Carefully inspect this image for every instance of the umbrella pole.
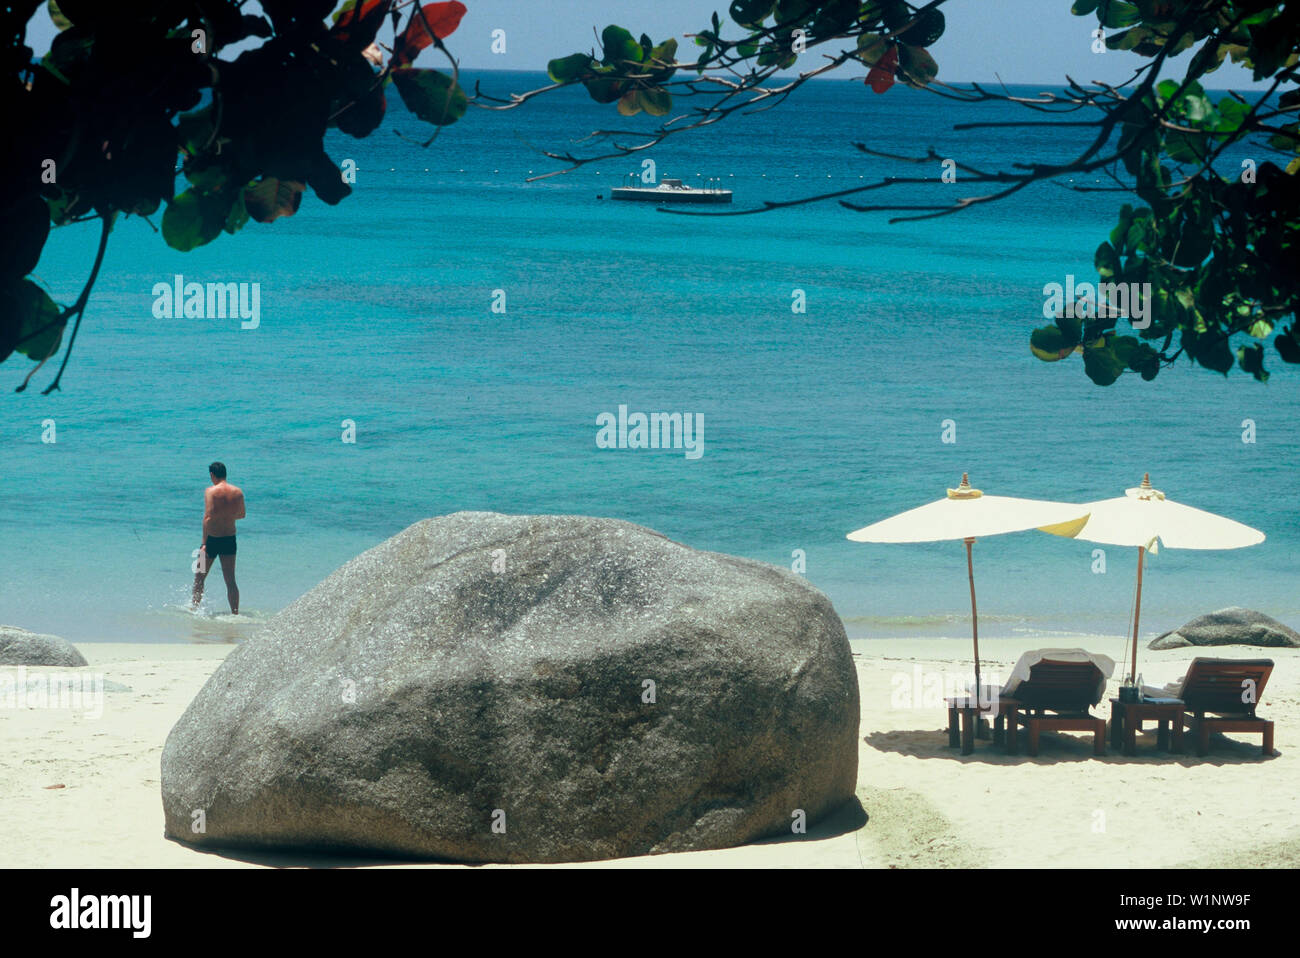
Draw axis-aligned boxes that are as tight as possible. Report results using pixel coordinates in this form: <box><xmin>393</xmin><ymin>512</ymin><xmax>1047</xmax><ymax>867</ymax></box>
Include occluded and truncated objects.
<box><xmin>965</xmin><ymin>537</ymin><xmax>980</xmax><ymax>704</ymax></box>
<box><xmin>1132</xmin><ymin>545</ymin><xmax>1145</xmax><ymax>684</ymax></box>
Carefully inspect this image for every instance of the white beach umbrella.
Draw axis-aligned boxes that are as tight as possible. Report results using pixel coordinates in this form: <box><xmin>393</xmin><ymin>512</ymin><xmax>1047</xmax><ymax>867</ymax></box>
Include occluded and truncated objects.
<box><xmin>847</xmin><ymin>473</ymin><xmax>1091</xmax><ymax>697</ymax></box>
<box><xmin>1038</xmin><ymin>473</ymin><xmax>1265</xmax><ymax>683</ymax></box>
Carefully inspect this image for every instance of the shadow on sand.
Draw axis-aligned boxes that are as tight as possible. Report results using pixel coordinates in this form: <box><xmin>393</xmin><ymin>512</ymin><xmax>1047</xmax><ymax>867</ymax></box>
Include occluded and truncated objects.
<box><xmin>164</xmin><ymin>797</ymin><xmax>870</xmax><ymax>868</ymax></box>
<box><xmin>865</xmin><ymin>725</ymin><xmax>1279</xmax><ymax>765</ymax></box>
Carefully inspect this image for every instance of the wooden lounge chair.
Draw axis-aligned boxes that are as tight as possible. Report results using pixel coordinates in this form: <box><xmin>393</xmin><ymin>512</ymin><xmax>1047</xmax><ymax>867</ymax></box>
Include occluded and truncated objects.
<box><xmin>1010</xmin><ymin>659</ymin><xmax>1108</xmax><ymax>756</ymax></box>
<box><xmin>1176</xmin><ymin>658</ymin><xmax>1275</xmax><ymax>757</ymax></box>
<box><xmin>946</xmin><ymin>687</ymin><xmax>1021</xmax><ymax>756</ymax></box>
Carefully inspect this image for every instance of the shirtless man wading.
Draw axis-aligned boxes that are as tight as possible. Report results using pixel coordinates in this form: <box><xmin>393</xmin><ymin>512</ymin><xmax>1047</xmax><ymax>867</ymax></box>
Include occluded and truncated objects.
<box><xmin>191</xmin><ymin>461</ymin><xmax>246</xmax><ymax>614</ymax></box>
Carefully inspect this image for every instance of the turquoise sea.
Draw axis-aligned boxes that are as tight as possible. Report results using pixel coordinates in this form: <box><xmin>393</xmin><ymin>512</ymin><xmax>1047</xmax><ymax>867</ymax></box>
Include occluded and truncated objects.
<box><xmin>4</xmin><ymin>72</ymin><xmax>1298</xmax><ymax>644</ymax></box>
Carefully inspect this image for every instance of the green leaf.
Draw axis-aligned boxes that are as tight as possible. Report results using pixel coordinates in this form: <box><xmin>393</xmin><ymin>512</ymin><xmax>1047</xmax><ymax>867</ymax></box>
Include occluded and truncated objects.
<box><xmin>857</xmin><ymin>34</ymin><xmax>889</xmax><ymax>63</ymax></box>
<box><xmin>1248</xmin><ymin>10</ymin><xmax>1298</xmax><ymax>81</ymax></box>
<box><xmin>646</xmin><ymin>36</ymin><xmax>679</xmax><ymax>81</ymax></box>
<box><xmin>1276</xmin><ymin>325</ymin><xmax>1300</xmax><ymax>364</ymax></box>
<box><xmin>1083</xmin><ymin>342</ymin><xmax>1125</xmax><ymax>385</ymax></box>
<box><xmin>601</xmin><ymin>25</ymin><xmax>643</xmax><ymax>66</ymax></box>
<box><xmin>1123</xmin><ymin>339</ymin><xmax>1158</xmax><ymax>373</ymax></box>
<box><xmin>1107</xmin><ymin>26</ymin><xmax>1150</xmax><ymax>51</ymax></box>
<box><xmin>1110</xmin><ymin>204</ymin><xmax>1134</xmax><ymax>252</ymax></box>
<box><xmin>1237</xmin><ymin>343</ymin><xmax>1269</xmax><ymax>382</ymax></box>
<box><xmin>392</xmin><ymin>68</ymin><xmax>467</xmax><ymax>126</ymax></box>
<box><xmin>879</xmin><ymin>0</ymin><xmax>911</xmax><ymax>29</ymax></box>
<box><xmin>897</xmin><ymin>44</ymin><xmax>937</xmax><ymax>87</ymax></box>
<box><xmin>45</xmin><ymin>190</ymin><xmax>77</xmax><ymax>227</ymax></box>
<box><xmin>1109</xmin><ymin>334</ymin><xmax>1141</xmax><ymax>366</ymax></box>
<box><xmin>547</xmin><ymin>53</ymin><xmax>591</xmax><ymax>83</ymax></box>
<box><xmin>41</xmin><ymin>27</ymin><xmax>93</xmax><ymax>85</ymax></box>
<box><xmin>185</xmin><ymin>163</ymin><xmax>229</xmax><ymax>194</ymax></box>
<box><xmin>48</xmin><ymin>0</ymin><xmax>72</xmax><ymax>30</ymax></box>
<box><xmin>729</xmin><ymin>0</ymin><xmax>773</xmax><ymax>29</ymax></box>
<box><xmin>3</xmin><ymin>279</ymin><xmax>64</xmax><ymax>362</ymax></box>
<box><xmin>1031</xmin><ymin>325</ymin><xmax>1072</xmax><ymax>361</ymax></box>
<box><xmin>1268</xmin><ymin>127</ymin><xmax>1299</xmax><ymax>154</ymax></box>
<box><xmin>649</xmin><ymin>37</ymin><xmax>678</xmax><ymax>65</ymax></box>
<box><xmin>1124</xmin><ymin>208</ymin><xmax>1153</xmax><ymax>254</ymax></box>
<box><xmin>904</xmin><ymin>9</ymin><xmax>944</xmax><ymax>47</ymax></box>
<box><xmin>224</xmin><ymin>184</ymin><xmax>251</xmax><ymax>234</ymax></box>
<box><xmin>757</xmin><ymin>43</ymin><xmax>798</xmax><ymax>69</ymax></box>
<box><xmin>1166</xmin><ymin>202</ymin><xmax>1214</xmax><ymax>267</ymax></box>
<box><xmin>694</xmin><ymin>33</ymin><xmax>715</xmax><ymax>71</ymax></box>
<box><xmin>1185</xmin><ymin>95</ymin><xmax>1212</xmax><ymax>125</ymax></box>
<box><xmin>1095</xmin><ymin>241</ymin><xmax>1120</xmax><ymax>278</ymax></box>
<box><xmin>1224</xmin><ymin>43</ymin><xmax>1251</xmax><ymax>65</ymax></box>
<box><xmin>773</xmin><ymin>0</ymin><xmax>814</xmax><ymax>25</ymax></box>
<box><xmin>1118</xmin><ymin>112</ymin><xmax>1159</xmax><ymax>176</ymax></box>
<box><xmin>583</xmin><ymin>72</ymin><xmax>627</xmax><ymax>104</ymax></box>
<box><xmin>1187</xmin><ymin>39</ymin><xmax>1228</xmax><ymax>78</ymax></box>
<box><xmin>1057</xmin><ymin>312</ymin><xmax>1083</xmax><ymax>347</ymax></box>
<box><xmin>2</xmin><ymin>194</ymin><xmax>50</xmax><ymax>279</ymax></box>
<box><xmin>1099</xmin><ymin>1</ymin><xmax>1140</xmax><ymax>29</ymax></box>
<box><xmin>176</xmin><ymin>107</ymin><xmax>216</xmax><ymax>156</ymax></box>
<box><xmin>638</xmin><ymin>87</ymin><xmax>672</xmax><ymax>116</ymax></box>
<box><xmin>1071</xmin><ymin>0</ymin><xmax>1100</xmax><ymax>14</ymax></box>
<box><xmin>1215</xmin><ymin>96</ymin><xmax>1249</xmax><ymax>134</ymax></box>
<box><xmin>616</xmin><ymin>90</ymin><xmax>641</xmax><ymax>116</ymax></box>
<box><xmin>1193</xmin><ymin>334</ymin><xmax>1234</xmax><ymax>374</ymax></box>
<box><xmin>162</xmin><ymin>187</ymin><xmax>231</xmax><ymax>251</ymax></box>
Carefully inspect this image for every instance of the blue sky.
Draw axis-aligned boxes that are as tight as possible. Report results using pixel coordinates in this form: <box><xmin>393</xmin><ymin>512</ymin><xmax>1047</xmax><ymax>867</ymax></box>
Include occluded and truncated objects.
<box><xmin>24</xmin><ymin>1</ymin><xmax>1268</xmax><ymax>88</ymax></box>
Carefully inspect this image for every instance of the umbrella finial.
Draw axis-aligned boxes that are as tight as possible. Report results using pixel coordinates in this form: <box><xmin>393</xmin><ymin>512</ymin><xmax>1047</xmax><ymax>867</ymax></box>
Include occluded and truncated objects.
<box><xmin>1132</xmin><ymin>473</ymin><xmax>1164</xmax><ymax>501</ymax></box>
<box><xmin>947</xmin><ymin>474</ymin><xmax>982</xmax><ymax>499</ymax></box>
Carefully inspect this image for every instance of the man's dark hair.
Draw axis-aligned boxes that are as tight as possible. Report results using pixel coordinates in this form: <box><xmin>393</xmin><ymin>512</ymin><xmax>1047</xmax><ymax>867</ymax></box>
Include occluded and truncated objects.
<box><xmin>209</xmin><ymin>461</ymin><xmax>227</xmax><ymax>480</ymax></box>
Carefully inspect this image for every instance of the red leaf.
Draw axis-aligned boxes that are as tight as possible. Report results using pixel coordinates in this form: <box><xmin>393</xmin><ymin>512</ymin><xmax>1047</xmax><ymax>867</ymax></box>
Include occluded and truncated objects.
<box><xmin>865</xmin><ymin>46</ymin><xmax>897</xmax><ymax>94</ymax></box>
<box><xmin>393</xmin><ymin>2</ymin><xmax>467</xmax><ymax>66</ymax></box>
<box><xmin>332</xmin><ymin>0</ymin><xmax>391</xmax><ymax>47</ymax></box>
<box><xmin>244</xmin><ymin>177</ymin><xmax>305</xmax><ymax>223</ymax></box>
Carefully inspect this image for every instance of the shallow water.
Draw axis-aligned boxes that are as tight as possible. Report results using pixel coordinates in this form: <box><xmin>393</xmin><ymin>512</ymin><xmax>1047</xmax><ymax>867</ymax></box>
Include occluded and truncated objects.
<box><xmin>5</xmin><ymin>73</ymin><xmax>1297</xmax><ymax>643</ymax></box>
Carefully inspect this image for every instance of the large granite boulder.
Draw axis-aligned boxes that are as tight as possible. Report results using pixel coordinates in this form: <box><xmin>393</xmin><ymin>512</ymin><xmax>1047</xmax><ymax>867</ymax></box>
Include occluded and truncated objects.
<box><xmin>0</xmin><ymin>626</ymin><xmax>88</xmax><ymax>667</ymax></box>
<box><xmin>161</xmin><ymin>512</ymin><xmax>859</xmax><ymax>863</ymax></box>
<box><xmin>1150</xmin><ymin>607</ymin><xmax>1300</xmax><ymax>650</ymax></box>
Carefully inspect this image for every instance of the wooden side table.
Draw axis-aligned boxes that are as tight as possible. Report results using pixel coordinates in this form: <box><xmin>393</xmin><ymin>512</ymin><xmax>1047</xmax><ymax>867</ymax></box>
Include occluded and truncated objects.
<box><xmin>1109</xmin><ymin>697</ymin><xmax>1185</xmax><ymax>756</ymax></box>
<box><xmin>946</xmin><ymin>692</ymin><xmax>1020</xmax><ymax>756</ymax></box>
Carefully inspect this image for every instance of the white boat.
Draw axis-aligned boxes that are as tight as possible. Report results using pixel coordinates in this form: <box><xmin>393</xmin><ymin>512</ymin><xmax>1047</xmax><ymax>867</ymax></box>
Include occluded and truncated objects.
<box><xmin>610</xmin><ymin>176</ymin><xmax>732</xmax><ymax>204</ymax></box>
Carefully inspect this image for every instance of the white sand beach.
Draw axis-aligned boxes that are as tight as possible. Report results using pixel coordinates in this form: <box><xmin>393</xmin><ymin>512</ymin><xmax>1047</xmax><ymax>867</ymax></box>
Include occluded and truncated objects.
<box><xmin>3</xmin><ymin>636</ymin><xmax>1298</xmax><ymax>869</ymax></box>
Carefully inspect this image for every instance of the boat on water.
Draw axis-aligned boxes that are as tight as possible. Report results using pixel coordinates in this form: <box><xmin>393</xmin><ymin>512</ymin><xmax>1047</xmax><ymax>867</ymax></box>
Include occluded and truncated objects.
<box><xmin>610</xmin><ymin>176</ymin><xmax>732</xmax><ymax>204</ymax></box>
